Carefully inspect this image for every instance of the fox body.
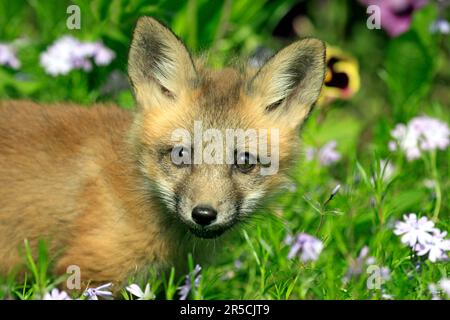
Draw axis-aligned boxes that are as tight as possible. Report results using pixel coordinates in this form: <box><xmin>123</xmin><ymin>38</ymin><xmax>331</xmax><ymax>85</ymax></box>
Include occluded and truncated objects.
<box><xmin>0</xmin><ymin>18</ymin><xmax>326</xmax><ymax>290</ymax></box>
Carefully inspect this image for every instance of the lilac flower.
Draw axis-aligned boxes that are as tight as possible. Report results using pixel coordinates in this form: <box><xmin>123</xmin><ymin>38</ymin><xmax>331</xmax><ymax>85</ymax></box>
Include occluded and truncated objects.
<box><xmin>380</xmin><ymin>267</ymin><xmax>391</xmax><ymax>282</ymax></box>
<box><xmin>178</xmin><ymin>264</ymin><xmax>202</xmax><ymax>300</ymax></box>
<box><xmin>234</xmin><ymin>259</ymin><xmax>243</xmax><ymax>269</ymax></box>
<box><xmin>305</xmin><ymin>147</ymin><xmax>315</xmax><ymax>162</ymax></box>
<box><xmin>342</xmin><ymin>246</ymin><xmax>375</xmax><ymax>283</ymax></box>
<box><xmin>0</xmin><ymin>43</ymin><xmax>20</xmax><ymax>69</ymax></box>
<box><xmin>286</xmin><ymin>233</ymin><xmax>323</xmax><ymax>263</ymax></box>
<box><xmin>126</xmin><ymin>283</ymin><xmax>155</xmax><ymax>300</ymax></box>
<box><xmin>389</xmin><ymin>116</ymin><xmax>450</xmax><ymax>161</ymax></box>
<box><xmin>43</xmin><ymin>288</ymin><xmax>72</xmax><ymax>300</ymax></box>
<box><xmin>343</xmin><ymin>246</ymin><xmax>390</xmax><ymax>288</ymax></box>
<box><xmin>360</xmin><ymin>0</ymin><xmax>428</xmax><ymax>37</ymax></box>
<box><xmin>430</xmin><ymin>18</ymin><xmax>450</xmax><ymax>34</ymax></box>
<box><xmin>305</xmin><ymin>140</ymin><xmax>341</xmax><ymax>166</ymax></box>
<box><xmin>394</xmin><ymin>214</ymin><xmax>450</xmax><ymax>262</ymax></box>
<box><xmin>83</xmin><ymin>283</ymin><xmax>113</xmax><ymax>300</ymax></box>
<box><xmin>318</xmin><ymin>141</ymin><xmax>341</xmax><ymax>166</ymax></box>
<box><xmin>394</xmin><ymin>213</ymin><xmax>435</xmax><ymax>247</ymax></box>
<box><xmin>415</xmin><ymin>229</ymin><xmax>450</xmax><ymax>262</ymax></box>
<box><xmin>40</xmin><ymin>36</ymin><xmax>115</xmax><ymax>76</ymax></box>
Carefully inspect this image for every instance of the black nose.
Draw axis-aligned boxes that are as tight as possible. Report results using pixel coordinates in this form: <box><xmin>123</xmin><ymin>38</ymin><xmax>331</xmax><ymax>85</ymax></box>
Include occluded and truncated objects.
<box><xmin>192</xmin><ymin>206</ymin><xmax>217</xmax><ymax>226</ymax></box>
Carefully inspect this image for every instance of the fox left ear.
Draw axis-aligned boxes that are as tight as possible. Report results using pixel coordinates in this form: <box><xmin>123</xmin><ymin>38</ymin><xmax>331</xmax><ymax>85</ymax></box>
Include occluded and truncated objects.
<box><xmin>128</xmin><ymin>17</ymin><xmax>197</xmax><ymax>108</ymax></box>
<box><xmin>248</xmin><ymin>38</ymin><xmax>326</xmax><ymax>129</ymax></box>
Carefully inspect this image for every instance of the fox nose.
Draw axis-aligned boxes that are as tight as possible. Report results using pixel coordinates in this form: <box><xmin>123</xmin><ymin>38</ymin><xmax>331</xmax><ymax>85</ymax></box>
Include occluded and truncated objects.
<box><xmin>192</xmin><ymin>206</ymin><xmax>217</xmax><ymax>226</ymax></box>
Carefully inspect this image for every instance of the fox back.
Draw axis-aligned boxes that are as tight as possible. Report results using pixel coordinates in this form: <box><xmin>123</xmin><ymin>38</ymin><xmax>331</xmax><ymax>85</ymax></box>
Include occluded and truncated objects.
<box><xmin>0</xmin><ymin>17</ymin><xmax>326</xmax><ymax>289</ymax></box>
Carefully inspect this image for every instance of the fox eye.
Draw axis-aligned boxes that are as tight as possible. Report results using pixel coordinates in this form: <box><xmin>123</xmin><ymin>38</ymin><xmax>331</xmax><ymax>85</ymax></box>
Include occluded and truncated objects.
<box><xmin>234</xmin><ymin>152</ymin><xmax>257</xmax><ymax>173</ymax></box>
<box><xmin>170</xmin><ymin>146</ymin><xmax>191</xmax><ymax>166</ymax></box>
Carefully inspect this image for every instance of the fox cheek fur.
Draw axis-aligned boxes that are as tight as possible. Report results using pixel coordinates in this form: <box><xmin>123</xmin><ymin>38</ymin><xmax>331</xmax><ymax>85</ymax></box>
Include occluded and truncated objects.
<box><xmin>0</xmin><ymin>17</ymin><xmax>326</xmax><ymax>289</ymax></box>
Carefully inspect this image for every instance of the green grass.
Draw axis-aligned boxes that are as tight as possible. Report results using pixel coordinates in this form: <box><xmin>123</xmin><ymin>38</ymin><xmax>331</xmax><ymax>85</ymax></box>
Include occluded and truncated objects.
<box><xmin>0</xmin><ymin>0</ymin><xmax>449</xmax><ymax>300</ymax></box>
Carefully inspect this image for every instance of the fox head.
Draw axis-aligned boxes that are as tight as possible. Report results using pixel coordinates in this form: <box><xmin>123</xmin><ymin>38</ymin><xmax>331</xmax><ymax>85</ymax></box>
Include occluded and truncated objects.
<box><xmin>127</xmin><ymin>17</ymin><xmax>326</xmax><ymax>239</ymax></box>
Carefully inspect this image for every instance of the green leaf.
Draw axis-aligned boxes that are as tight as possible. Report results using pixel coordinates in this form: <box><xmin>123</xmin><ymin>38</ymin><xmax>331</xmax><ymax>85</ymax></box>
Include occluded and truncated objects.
<box><xmin>384</xmin><ymin>30</ymin><xmax>435</xmax><ymax>120</ymax></box>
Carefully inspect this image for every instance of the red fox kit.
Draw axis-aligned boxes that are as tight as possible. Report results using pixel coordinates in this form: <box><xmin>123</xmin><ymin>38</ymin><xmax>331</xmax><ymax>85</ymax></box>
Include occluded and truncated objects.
<box><xmin>0</xmin><ymin>17</ymin><xmax>325</xmax><ymax>290</ymax></box>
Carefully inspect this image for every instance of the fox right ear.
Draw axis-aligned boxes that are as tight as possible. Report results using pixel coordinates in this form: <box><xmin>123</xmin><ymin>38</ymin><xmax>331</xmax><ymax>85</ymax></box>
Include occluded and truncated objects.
<box><xmin>247</xmin><ymin>38</ymin><xmax>326</xmax><ymax>129</ymax></box>
<box><xmin>128</xmin><ymin>17</ymin><xmax>197</xmax><ymax>107</ymax></box>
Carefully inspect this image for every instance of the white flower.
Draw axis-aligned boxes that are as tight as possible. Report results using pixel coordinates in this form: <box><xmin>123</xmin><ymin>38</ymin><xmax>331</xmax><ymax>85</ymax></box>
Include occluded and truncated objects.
<box><xmin>394</xmin><ymin>213</ymin><xmax>435</xmax><ymax>247</ymax></box>
<box><xmin>429</xmin><ymin>278</ymin><xmax>450</xmax><ymax>300</ymax></box>
<box><xmin>439</xmin><ymin>278</ymin><xmax>450</xmax><ymax>297</ymax></box>
<box><xmin>381</xmin><ymin>293</ymin><xmax>393</xmax><ymax>300</ymax></box>
<box><xmin>40</xmin><ymin>36</ymin><xmax>115</xmax><ymax>76</ymax></box>
<box><xmin>423</xmin><ymin>179</ymin><xmax>435</xmax><ymax>189</ymax></box>
<box><xmin>126</xmin><ymin>283</ymin><xmax>155</xmax><ymax>300</ymax></box>
<box><xmin>415</xmin><ymin>230</ymin><xmax>450</xmax><ymax>263</ymax></box>
<box><xmin>389</xmin><ymin>116</ymin><xmax>450</xmax><ymax>161</ymax></box>
<box><xmin>83</xmin><ymin>283</ymin><xmax>113</xmax><ymax>300</ymax></box>
<box><xmin>0</xmin><ymin>43</ymin><xmax>20</xmax><ymax>69</ymax></box>
<box><xmin>43</xmin><ymin>288</ymin><xmax>71</xmax><ymax>300</ymax></box>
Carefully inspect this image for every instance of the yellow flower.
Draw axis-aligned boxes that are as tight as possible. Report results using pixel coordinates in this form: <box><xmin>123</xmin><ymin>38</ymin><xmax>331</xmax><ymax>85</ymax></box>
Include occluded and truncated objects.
<box><xmin>318</xmin><ymin>46</ymin><xmax>360</xmax><ymax>106</ymax></box>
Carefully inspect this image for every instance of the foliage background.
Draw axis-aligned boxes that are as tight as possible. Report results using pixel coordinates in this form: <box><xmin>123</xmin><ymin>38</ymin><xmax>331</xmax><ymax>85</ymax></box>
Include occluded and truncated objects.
<box><xmin>0</xmin><ymin>0</ymin><xmax>448</xmax><ymax>299</ymax></box>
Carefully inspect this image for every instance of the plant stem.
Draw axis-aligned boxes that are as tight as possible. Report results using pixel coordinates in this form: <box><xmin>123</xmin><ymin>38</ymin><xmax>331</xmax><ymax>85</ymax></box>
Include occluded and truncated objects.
<box><xmin>431</xmin><ymin>150</ymin><xmax>441</xmax><ymax>221</ymax></box>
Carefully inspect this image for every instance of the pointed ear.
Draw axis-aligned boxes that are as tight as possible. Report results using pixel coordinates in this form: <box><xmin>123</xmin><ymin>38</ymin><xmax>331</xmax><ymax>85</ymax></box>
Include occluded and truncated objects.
<box><xmin>128</xmin><ymin>17</ymin><xmax>197</xmax><ymax>107</ymax></box>
<box><xmin>247</xmin><ymin>38</ymin><xmax>326</xmax><ymax>129</ymax></box>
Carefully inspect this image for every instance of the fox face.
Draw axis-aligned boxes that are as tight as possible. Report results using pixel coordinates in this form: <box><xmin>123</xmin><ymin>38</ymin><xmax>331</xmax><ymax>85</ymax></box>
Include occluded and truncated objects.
<box><xmin>127</xmin><ymin>18</ymin><xmax>326</xmax><ymax>239</ymax></box>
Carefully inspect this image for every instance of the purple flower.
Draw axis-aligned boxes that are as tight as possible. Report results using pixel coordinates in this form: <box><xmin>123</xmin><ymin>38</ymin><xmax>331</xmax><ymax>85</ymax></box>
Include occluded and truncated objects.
<box><xmin>430</xmin><ymin>18</ymin><xmax>450</xmax><ymax>34</ymax></box>
<box><xmin>40</xmin><ymin>36</ymin><xmax>115</xmax><ymax>76</ymax></box>
<box><xmin>126</xmin><ymin>283</ymin><xmax>155</xmax><ymax>300</ymax></box>
<box><xmin>343</xmin><ymin>246</ymin><xmax>376</xmax><ymax>283</ymax></box>
<box><xmin>305</xmin><ymin>147</ymin><xmax>315</xmax><ymax>162</ymax></box>
<box><xmin>389</xmin><ymin>116</ymin><xmax>449</xmax><ymax>161</ymax></box>
<box><xmin>380</xmin><ymin>267</ymin><xmax>391</xmax><ymax>281</ymax></box>
<box><xmin>286</xmin><ymin>233</ymin><xmax>323</xmax><ymax>262</ymax></box>
<box><xmin>178</xmin><ymin>264</ymin><xmax>202</xmax><ymax>300</ymax></box>
<box><xmin>83</xmin><ymin>283</ymin><xmax>113</xmax><ymax>300</ymax></box>
<box><xmin>394</xmin><ymin>214</ymin><xmax>450</xmax><ymax>262</ymax></box>
<box><xmin>0</xmin><ymin>43</ymin><xmax>20</xmax><ymax>69</ymax></box>
<box><xmin>394</xmin><ymin>213</ymin><xmax>435</xmax><ymax>247</ymax></box>
<box><xmin>360</xmin><ymin>0</ymin><xmax>428</xmax><ymax>37</ymax></box>
<box><xmin>43</xmin><ymin>288</ymin><xmax>71</xmax><ymax>300</ymax></box>
<box><xmin>305</xmin><ymin>140</ymin><xmax>341</xmax><ymax>166</ymax></box>
<box><xmin>318</xmin><ymin>141</ymin><xmax>341</xmax><ymax>166</ymax></box>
